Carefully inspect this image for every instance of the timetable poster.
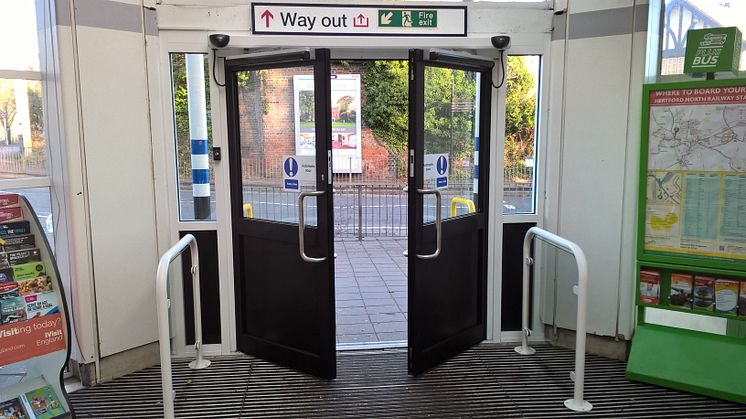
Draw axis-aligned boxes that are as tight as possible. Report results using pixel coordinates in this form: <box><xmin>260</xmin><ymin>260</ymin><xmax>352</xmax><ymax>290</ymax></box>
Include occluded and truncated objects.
<box><xmin>644</xmin><ymin>85</ymin><xmax>746</xmax><ymax>260</ymax></box>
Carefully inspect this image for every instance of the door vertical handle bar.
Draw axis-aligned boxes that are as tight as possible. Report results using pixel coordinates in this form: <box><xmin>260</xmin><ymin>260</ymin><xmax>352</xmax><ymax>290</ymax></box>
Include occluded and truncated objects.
<box><xmin>416</xmin><ymin>188</ymin><xmax>441</xmax><ymax>259</ymax></box>
<box><xmin>298</xmin><ymin>190</ymin><xmax>327</xmax><ymax>263</ymax></box>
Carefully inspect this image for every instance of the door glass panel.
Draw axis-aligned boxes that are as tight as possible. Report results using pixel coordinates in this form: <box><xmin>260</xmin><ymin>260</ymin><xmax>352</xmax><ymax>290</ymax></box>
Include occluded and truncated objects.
<box><xmin>423</xmin><ymin>66</ymin><xmax>479</xmax><ymax>223</ymax></box>
<box><xmin>236</xmin><ymin>66</ymin><xmax>317</xmax><ymax>225</ymax></box>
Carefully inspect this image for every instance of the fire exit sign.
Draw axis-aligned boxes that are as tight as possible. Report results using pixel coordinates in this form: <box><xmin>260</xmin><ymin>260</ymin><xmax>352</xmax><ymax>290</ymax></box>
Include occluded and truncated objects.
<box><xmin>378</xmin><ymin>9</ymin><xmax>437</xmax><ymax>28</ymax></box>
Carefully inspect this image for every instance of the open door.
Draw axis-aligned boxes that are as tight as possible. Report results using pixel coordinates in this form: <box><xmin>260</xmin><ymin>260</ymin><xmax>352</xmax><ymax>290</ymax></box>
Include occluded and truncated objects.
<box><xmin>225</xmin><ymin>49</ymin><xmax>336</xmax><ymax>378</ymax></box>
<box><xmin>408</xmin><ymin>49</ymin><xmax>493</xmax><ymax>374</ymax></box>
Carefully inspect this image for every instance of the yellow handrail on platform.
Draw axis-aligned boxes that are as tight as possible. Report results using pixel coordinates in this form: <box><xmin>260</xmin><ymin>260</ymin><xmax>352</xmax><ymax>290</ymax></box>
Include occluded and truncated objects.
<box><xmin>449</xmin><ymin>197</ymin><xmax>475</xmax><ymax>217</ymax></box>
<box><xmin>243</xmin><ymin>203</ymin><xmax>254</xmax><ymax>218</ymax></box>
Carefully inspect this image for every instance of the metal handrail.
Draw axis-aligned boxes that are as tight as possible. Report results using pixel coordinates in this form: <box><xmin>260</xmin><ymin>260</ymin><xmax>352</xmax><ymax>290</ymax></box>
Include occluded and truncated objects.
<box><xmin>298</xmin><ymin>190</ymin><xmax>327</xmax><ymax>262</ymax></box>
<box><xmin>415</xmin><ymin>188</ymin><xmax>442</xmax><ymax>259</ymax></box>
<box><xmin>514</xmin><ymin>227</ymin><xmax>593</xmax><ymax>412</ymax></box>
<box><xmin>156</xmin><ymin>234</ymin><xmax>211</xmax><ymax>419</ymax></box>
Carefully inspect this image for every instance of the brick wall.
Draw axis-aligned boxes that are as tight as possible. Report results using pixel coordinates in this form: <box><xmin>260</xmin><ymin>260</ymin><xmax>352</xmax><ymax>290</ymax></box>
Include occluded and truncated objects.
<box><xmin>236</xmin><ymin>62</ymin><xmax>401</xmax><ymax>183</ymax></box>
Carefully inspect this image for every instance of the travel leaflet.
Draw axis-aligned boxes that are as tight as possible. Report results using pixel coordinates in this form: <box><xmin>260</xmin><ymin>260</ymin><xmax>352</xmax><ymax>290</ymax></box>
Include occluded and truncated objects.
<box><xmin>21</xmin><ymin>386</ymin><xmax>66</xmax><ymax>419</ymax></box>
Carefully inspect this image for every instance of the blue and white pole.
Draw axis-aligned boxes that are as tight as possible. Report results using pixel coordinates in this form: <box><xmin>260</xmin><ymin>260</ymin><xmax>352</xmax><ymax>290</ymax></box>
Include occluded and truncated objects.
<box><xmin>186</xmin><ymin>54</ymin><xmax>211</xmax><ymax>219</ymax></box>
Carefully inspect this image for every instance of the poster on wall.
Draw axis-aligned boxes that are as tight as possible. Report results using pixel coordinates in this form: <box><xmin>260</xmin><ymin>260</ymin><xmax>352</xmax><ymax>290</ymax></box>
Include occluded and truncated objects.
<box><xmin>293</xmin><ymin>74</ymin><xmax>363</xmax><ymax>173</ymax></box>
<box><xmin>643</xmin><ymin>84</ymin><xmax>746</xmax><ymax>260</ymax></box>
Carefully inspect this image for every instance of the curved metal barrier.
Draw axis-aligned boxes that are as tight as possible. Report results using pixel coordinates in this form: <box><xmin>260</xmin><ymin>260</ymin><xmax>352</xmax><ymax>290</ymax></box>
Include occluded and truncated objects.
<box><xmin>243</xmin><ymin>203</ymin><xmax>254</xmax><ymax>218</ymax></box>
<box><xmin>449</xmin><ymin>197</ymin><xmax>475</xmax><ymax>217</ymax></box>
<box><xmin>514</xmin><ymin>227</ymin><xmax>592</xmax><ymax>412</ymax></box>
<box><xmin>156</xmin><ymin>234</ymin><xmax>211</xmax><ymax>419</ymax></box>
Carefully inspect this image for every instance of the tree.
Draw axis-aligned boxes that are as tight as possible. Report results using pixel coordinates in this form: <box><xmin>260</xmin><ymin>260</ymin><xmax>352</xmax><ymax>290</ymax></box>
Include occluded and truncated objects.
<box><xmin>0</xmin><ymin>80</ymin><xmax>17</xmax><ymax>144</ymax></box>
<box><xmin>361</xmin><ymin>61</ymin><xmax>409</xmax><ymax>155</ymax></box>
<box><xmin>504</xmin><ymin>56</ymin><xmax>537</xmax><ymax>176</ymax></box>
<box><xmin>170</xmin><ymin>54</ymin><xmax>213</xmax><ymax>178</ymax></box>
<box><xmin>336</xmin><ymin>95</ymin><xmax>355</xmax><ymax>123</ymax></box>
<box><xmin>299</xmin><ymin>90</ymin><xmax>314</xmax><ymax>123</ymax></box>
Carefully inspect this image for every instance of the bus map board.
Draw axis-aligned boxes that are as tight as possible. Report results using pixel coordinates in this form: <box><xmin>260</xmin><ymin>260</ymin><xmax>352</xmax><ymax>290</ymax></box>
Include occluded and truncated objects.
<box><xmin>629</xmin><ymin>79</ymin><xmax>746</xmax><ymax>405</ymax></box>
<box><xmin>641</xmin><ymin>80</ymin><xmax>746</xmax><ymax>266</ymax></box>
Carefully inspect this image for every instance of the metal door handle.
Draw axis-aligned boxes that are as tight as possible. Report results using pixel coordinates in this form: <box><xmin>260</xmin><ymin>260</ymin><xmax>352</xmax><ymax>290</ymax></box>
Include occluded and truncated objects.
<box><xmin>298</xmin><ymin>190</ymin><xmax>327</xmax><ymax>263</ymax></box>
<box><xmin>416</xmin><ymin>188</ymin><xmax>442</xmax><ymax>260</ymax></box>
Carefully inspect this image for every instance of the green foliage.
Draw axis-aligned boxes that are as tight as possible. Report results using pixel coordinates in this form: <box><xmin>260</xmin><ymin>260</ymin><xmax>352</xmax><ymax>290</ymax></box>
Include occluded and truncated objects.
<box><xmin>362</xmin><ymin>58</ymin><xmax>536</xmax><ymax>178</ymax></box>
<box><xmin>361</xmin><ymin>61</ymin><xmax>409</xmax><ymax>154</ymax></box>
<box><xmin>0</xmin><ymin>80</ymin><xmax>17</xmax><ymax>141</ymax></box>
<box><xmin>423</xmin><ymin>67</ymin><xmax>476</xmax><ymax>168</ymax></box>
<box><xmin>336</xmin><ymin>95</ymin><xmax>356</xmax><ymax>123</ymax></box>
<box><xmin>171</xmin><ymin>54</ymin><xmax>213</xmax><ymax>178</ymax></box>
<box><xmin>28</xmin><ymin>83</ymin><xmax>43</xmax><ymax>134</ymax></box>
<box><xmin>299</xmin><ymin>90</ymin><xmax>314</xmax><ymax>123</ymax></box>
<box><xmin>504</xmin><ymin>56</ymin><xmax>537</xmax><ymax>175</ymax></box>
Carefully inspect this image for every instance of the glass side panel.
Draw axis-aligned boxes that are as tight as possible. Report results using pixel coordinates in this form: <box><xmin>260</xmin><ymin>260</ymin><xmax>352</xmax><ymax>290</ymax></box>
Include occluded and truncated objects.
<box><xmin>0</xmin><ymin>1</ymin><xmax>40</xmax><ymax>72</ymax></box>
<box><xmin>170</xmin><ymin>53</ymin><xmax>216</xmax><ymax>221</ymax></box>
<box><xmin>422</xmin><ymin>66</ymin><xmax>479</xmax><ymax>223</ymax></box>
<box><xmin>0</xmin><ymin>79</ymin><xmax>47</xmax><ymax>179</ymax></box>
<box><xmin>503</xmin><ymin>55</ymin><xmax>540</xmax><ymax>215</ymax></box>
<box><xmin>236</xmin><ymin>66</ymin><xmax>317</xmax><ymax>225</ymax></box>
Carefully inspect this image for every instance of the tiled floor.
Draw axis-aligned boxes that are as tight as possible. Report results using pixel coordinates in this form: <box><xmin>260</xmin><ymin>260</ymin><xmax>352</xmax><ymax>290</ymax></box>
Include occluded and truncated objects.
<box><xmin>334</xmin><ymin>237</ymin><xmax>408</xmax><ymax>345</ymax></box>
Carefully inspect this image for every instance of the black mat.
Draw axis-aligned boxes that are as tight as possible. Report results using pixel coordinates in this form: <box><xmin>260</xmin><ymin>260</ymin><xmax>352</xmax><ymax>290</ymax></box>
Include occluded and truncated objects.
<box><xmin>68</xmin><ymin>344</ymin><xmax>746</xmax><ymax>418</ymax></box>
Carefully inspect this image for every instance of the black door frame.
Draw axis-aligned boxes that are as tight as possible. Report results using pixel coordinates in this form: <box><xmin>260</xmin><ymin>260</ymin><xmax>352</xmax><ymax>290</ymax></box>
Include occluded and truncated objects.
<box><xmin>407</xmin><ymin>48</ymin><xmax>493</xmax><ymax>375</ymax></box>
<box><xmin>225</xmin><ymin>49</ymin><xmax>336</xmax><ymax>379</ymax></box>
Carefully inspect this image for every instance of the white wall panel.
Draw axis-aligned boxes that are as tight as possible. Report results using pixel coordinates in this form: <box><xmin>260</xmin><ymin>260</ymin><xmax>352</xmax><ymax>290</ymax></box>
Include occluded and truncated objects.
<box><xmin>75</xmin><ymin>25</ymin><xmax>159</xmax><ymax>357</ymax></box>
<box><xmin>553</xmin><ymin>33</ymin><xmax>633</xmax><ymax>336</ymax></box>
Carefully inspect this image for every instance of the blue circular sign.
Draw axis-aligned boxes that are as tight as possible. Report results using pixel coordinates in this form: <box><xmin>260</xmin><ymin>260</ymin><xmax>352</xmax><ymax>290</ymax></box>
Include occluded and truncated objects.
<box><xmin>284</xmin><ymin>157</ymin><xmax>298</xmax><ymax>177</ymax></box>
<box><xmin>436</xmin><ymin>155</ymin><xmax>448</xmax><ymax>175</ymax></box>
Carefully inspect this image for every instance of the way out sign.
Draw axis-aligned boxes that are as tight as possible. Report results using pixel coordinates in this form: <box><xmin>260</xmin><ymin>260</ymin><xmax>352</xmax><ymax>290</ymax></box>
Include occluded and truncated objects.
<box><xmin>251</xmin><ymin>3</ymin><xmax>466</xmax><ymax>36</ymax></box>
<box><xmin>424</xmin><ymin>153</ymin><xmax>449</xmax><ymax>190</ymax></box>
<box><xmin>283</xmin><ymin>155</ymin><xmax>316</xmax><ymax>192</ymax></box>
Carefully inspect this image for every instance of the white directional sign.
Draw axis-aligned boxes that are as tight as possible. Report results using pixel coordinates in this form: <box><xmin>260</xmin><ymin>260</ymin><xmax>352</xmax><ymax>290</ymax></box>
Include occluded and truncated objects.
<box><xmin>283</xmin><ymin>155</ymin><xmax>316</xmax><ymax>192</ymax></box>
<box><xmin>424</xmin><ymin>153</ymin><xmax>449</xmax><ymax>189</ymax></box>
<box><xmin>251</xmin><ymin>3</ymin><xmax>467</xmax><ymax>36</ymax></box>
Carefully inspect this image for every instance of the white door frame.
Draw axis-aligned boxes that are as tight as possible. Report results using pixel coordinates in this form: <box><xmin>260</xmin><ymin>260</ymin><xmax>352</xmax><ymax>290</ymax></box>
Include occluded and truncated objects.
<box><xmin>155</xmin><ymin>28</ymin><xmax>552</xmax><ymax>356</ymax></box>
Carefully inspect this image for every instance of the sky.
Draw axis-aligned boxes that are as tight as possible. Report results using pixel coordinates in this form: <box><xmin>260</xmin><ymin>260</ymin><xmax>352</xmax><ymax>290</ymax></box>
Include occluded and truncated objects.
<box><xmin>0</xmin><ymin>1</ymin><xmax>40</xmax><ymax>71</ymax></box>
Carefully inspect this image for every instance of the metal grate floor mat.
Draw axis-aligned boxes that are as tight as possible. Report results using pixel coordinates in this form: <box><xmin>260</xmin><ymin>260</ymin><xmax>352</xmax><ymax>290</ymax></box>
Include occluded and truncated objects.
<box><xmin>68</xmin><ymin>344</ymin><xmax>746</xmax><ymax>418</ymax></box>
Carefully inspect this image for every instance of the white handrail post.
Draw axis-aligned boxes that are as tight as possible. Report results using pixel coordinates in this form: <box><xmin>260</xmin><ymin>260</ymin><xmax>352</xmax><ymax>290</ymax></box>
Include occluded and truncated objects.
<box><xmin>156</xmin><ymin>234</ymin><xmax>211</xmax><ymax>419</ymax></box>
<box><xmin>156</xmin><ymin>254</ymin><xmax>175</xmax><ymax>419</ymax></box>
<box><xmin>513</xmin><ymin>227</ymin><xmax>592</xmax><ymax>412</ymax></box>
<box><xmin>188</xmin><ymin>238</ymin><xmax>211</xmax><ymax>370</ymax></box>
<box><xmin>514</xmin><ymin>230</ymin><xmax>536</xmax><ymax>355</ymax></box>
<box><xmin>564</xmin><ymin>245</ymin><xmax>592</xmax><ymax>412</ymax></box>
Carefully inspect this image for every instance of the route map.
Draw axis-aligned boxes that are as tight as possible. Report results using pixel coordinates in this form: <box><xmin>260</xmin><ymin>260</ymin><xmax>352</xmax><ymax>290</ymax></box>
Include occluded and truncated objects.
<box><xmin>644</xmin><ymin>86</ymin><xmax>746</xmax><ymax>260</ymax></box>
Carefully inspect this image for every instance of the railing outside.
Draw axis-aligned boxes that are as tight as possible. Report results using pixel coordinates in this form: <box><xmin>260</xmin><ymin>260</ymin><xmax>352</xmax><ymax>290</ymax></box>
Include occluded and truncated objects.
<box><xmin>156</xmin><ymin>234</ymin><xmax>211</xmax><ymax>419</ymax></box>
<box><xmin>0</xmin><ymin>146</ymin><xmax>47</xmax><ymax>177</ymax></box>
<box><xmin>515</xmin><ymin>227</ymin><xmax>593</xmax><ymax>412</ymax></box>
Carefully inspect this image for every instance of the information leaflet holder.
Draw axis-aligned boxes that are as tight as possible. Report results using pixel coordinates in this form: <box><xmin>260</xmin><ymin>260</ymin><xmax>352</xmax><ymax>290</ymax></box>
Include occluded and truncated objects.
<box><xmin>627</xmin><ymin>78</ymin><xmax>746</xmax><ymax>404</ymax></box>
<box><xmin>0</xmin><ymin>194</ymin><xmax>73</xmax><ymax>418</ymax></box>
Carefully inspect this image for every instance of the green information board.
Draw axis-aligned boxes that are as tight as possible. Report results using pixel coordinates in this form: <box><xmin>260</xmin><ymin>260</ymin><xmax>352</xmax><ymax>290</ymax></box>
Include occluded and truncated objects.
<box><xmin>628</xmin><ymin>78</ymin><xmax>746</xmax><ymax>404</ymax></box>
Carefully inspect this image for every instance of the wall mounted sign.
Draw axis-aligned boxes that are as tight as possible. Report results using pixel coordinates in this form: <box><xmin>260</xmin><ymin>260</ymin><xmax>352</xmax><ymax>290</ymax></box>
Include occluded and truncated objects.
<box><xmin>684</xmin><ymin>27</ymin><xmax>742</xmax><ymax>74</ymax></box>
<box><xmin>251</xmin><ymin>3</ymin><xmax>467</xmax><ymax>36</ymax></box>
<box><xmin>293</xmin><ymin>74</ymin><xmax>363</xmax><ymax>174</ymax></box>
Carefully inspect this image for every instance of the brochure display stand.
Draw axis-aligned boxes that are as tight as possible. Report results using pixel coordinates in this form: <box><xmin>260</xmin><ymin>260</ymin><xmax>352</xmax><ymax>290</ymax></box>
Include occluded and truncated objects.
<box><xmin>627</xmin><ymin>79</ymin><xmax>746</xmax><ymax>404</ymax></box>
<box><xmin>0</xmin><ymin>194</ymin><xmax>73</xmax><ymax>418</ymax></box>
